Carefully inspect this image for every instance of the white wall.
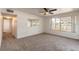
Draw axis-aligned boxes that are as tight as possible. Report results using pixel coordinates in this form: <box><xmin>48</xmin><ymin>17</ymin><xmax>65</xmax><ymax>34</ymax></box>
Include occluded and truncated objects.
<box><xmin>12</xmin><ymin>17</ymin><xmax>17</xmax><ymax>37</ymax></box>
<box><xmin>0</xmin><ymin>9</ymin><xmax>3</xmax><ymax>47</ymax></box>
<box><xmin>14</xmin><ymin>10</ymin><xmax>43</xmax><ymax>39</ymax></box>
<box><xmin>0</xmin><ymin>15</ymin><xmax>2</xmax><ymax>47</ymax></box>
<box><xmin>44</xmin><ymin>11</ymin><xmax>79</xmax><ymax>39</ymax></box>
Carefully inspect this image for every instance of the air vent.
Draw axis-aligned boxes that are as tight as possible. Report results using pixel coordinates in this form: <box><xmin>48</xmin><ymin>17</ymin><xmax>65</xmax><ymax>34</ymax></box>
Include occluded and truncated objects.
<box><xmin>6</xmin><ymin>9</ymin><xmax>14</xmax><ymax>13</ymax></box>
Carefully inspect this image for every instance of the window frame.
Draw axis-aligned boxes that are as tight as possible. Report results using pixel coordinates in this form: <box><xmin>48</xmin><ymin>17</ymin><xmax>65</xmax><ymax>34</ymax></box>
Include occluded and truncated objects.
<box><xmin>52</xmin><ymin>16</ymin><xmax>74</xmax><ymax>33</ymax></box>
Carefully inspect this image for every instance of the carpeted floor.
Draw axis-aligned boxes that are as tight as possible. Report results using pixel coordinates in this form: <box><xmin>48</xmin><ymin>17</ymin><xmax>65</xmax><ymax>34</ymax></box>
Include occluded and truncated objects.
<box><xmin>0</xmin><ymin>33</ymin><xmax>79</xmax><ymax>51</ymax></box>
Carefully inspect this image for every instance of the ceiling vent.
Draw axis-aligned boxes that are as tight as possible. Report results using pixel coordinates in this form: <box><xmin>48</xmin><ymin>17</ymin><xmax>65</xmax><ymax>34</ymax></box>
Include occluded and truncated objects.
<box><xmin>6</xmin><ymin>9</ymin><xmax>14</xmax><ymax>13</ymax></box>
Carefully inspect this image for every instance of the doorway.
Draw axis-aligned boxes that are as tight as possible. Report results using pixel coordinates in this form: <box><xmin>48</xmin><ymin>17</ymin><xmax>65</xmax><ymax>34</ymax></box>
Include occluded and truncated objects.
<box><xmin>3</xmin><ymin>18</ymin><xmax>12</xmax><ymax>39</ymax></box>
<box><xmin>2</xmin><ymin>13</ymin><xmax>17</xmax><ymax>40</ymax></box>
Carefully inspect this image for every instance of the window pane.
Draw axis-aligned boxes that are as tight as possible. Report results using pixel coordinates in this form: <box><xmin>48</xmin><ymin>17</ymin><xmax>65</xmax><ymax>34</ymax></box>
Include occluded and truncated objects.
<box><xmin>55</xmin><ymin>18</ymin><xmax>60</xmax><ymax>31</ymax></box>
<box><xmin>52</xmin><ymin>18</ymin><xmax>55</xmax><ymax>30</ymax></box>
<box><xmin>61</xmin><ymin>17</ymin><xmax>72</xmax><ymax>32</ymax></box>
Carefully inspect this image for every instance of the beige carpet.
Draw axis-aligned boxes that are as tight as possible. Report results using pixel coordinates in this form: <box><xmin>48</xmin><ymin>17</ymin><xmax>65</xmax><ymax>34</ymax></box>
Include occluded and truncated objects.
<box><xmin>0</xmin><ymin>33</ymin><xmax>79</xmax><ymax>51</ymax></box>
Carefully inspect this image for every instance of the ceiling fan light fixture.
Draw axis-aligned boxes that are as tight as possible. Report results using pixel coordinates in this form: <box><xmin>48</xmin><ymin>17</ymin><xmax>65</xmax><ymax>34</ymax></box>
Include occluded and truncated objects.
<box><xmin>46</xmin><ymin>12</ymin><xmax>49</xmax><ymax>15</ymax></box>
<box><xmin>40</xmin><ymin>12</ymin><xmax>45</xmax><ymax>15</ymax></box>
<box><xmin>40</xmin><ymin>12</ymin><xmax>52</xmax><ymax>16</ymax></box>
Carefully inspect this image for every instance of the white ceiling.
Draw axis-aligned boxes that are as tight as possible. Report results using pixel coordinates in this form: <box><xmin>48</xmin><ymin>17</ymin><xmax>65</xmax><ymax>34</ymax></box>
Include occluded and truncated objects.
<box><xmin>13</xmin><ymin>8</ymin><xmax>79</xmax><ymax>16</ymax></box>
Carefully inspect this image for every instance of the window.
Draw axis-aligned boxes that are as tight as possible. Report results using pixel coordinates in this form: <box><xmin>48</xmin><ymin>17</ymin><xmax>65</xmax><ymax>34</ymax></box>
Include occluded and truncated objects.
<box><xmin>52</xmin><ymin>18</ymin><xmax>55</xmax><ymax>30</ymax></box>
<box><xmin>31</xmin><ymin>20</ymin><xmax>40</xmax><ymax>26</ymax></box>
<box><xmin>61</xmin><ymin>17</ymin><xmax>72</xmax><ymax>32</ymax></box>
<box><xmin>27</xmin><ymin>19</ymin><xmax>40</xmax><ymax>27</ymax></box>
<box><xmin>55</xmin><ymin>18</ymin><xmax>60</xmax><ymax>31</ymax></box>
<box><xmin>52</xmin><ymin>18</ymin><xmax>60</xmax><ymax>31</ymax></box>
<box><xmin>52</xmin><ymin>16</ymin><xmax>73</xmax><ymax>32</ymax></box>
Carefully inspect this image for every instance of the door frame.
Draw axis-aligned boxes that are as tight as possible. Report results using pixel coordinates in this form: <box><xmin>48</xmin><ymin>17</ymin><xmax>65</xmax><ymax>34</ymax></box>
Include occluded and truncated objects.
<box><xmin>2</xmin><ymin>18</ymin><xmax>12</xmax><ymax>34</ymax></box>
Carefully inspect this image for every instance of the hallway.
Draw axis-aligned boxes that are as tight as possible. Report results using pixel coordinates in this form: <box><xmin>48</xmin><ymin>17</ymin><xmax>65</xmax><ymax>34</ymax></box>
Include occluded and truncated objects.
<box><xmin>3</xmin><ymin>32</ymin><xmax>14</xmax><ymax>39</ymax></box>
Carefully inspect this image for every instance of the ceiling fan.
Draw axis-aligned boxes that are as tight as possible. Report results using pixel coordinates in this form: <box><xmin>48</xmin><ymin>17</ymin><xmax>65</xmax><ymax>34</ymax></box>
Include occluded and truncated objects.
<box><xmin>40</xmin><ymin>8</ymin><xmax>57</xmax><ymax>15</ymax></box>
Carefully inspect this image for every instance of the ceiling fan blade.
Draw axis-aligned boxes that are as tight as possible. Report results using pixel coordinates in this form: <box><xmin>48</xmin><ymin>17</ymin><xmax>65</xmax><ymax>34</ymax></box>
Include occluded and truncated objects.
<box><xmin>49</xmin><ymin>9</ymin><xmax>57</xmax><ymax>12</ymax></box>
<box><xmin>43</xmin><ymin>8</ymin><xmax>48</xmax><ymax>12</ymax></box>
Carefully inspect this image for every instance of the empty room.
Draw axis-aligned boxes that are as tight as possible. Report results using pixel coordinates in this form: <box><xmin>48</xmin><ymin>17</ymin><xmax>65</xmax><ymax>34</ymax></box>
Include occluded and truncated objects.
<box><xmin>0</xmin><ymin>8</ymin><xmax>79</xmax><ymax>51</ymax></box>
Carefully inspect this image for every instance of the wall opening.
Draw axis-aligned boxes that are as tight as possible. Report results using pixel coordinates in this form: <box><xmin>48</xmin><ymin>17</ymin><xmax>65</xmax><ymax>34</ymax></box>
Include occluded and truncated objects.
<box><xmin>1</xmin><ymin>13</ymin><xmax>17</xmax><ymax>40</ymax></box>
